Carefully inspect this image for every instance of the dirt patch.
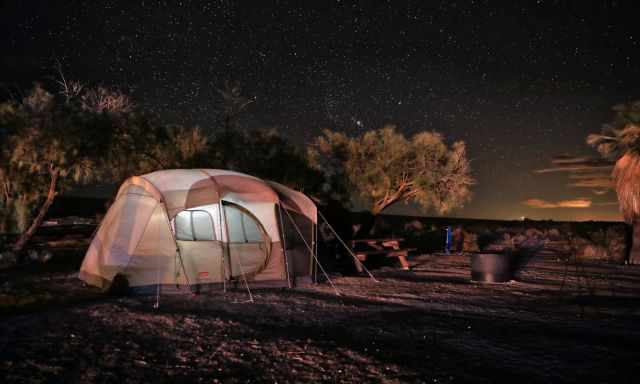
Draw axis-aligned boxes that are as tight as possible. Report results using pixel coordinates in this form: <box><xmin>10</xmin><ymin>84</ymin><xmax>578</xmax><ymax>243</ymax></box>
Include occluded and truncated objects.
<box><xmin>1</xmin><ymin>254</ymin><xmax>640</xmax><ymax>383</ymax></box>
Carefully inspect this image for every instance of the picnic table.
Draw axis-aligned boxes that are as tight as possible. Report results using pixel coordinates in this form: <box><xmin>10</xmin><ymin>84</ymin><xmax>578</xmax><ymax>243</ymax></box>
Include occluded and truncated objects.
<box><xmin>350</xmin><ymin>238</ymin><xmax>415</xmax><ymax>271</ymax></box>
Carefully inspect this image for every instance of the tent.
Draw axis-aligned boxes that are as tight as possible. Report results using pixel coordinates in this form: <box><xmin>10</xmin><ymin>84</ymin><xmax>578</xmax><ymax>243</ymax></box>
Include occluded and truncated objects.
<box><xmin>79</xmin><ymin>169</ymin><xmax>318</xmax><ymax>293</ymax></box>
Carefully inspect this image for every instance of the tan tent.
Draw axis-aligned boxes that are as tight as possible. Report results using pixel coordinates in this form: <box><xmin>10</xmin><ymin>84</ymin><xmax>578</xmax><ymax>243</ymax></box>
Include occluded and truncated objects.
<box><xmin>79</xmin><ymin>169</ymin><xmax>317</xmax><ymax>292</ymax></box>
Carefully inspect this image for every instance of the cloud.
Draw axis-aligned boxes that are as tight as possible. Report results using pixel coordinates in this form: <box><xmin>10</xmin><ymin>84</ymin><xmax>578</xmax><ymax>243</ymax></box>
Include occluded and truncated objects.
<box><xmin>595</xmin><ymin>201</ymin><xmax>619</xmax><ymax>207</ymax></box>
<box><xmin>534</xmin><ymin>164</ymin><xmax>613</xmax><ymax>174</ymax></box>
<box><xmin>533</xmin><ymin>156</ymin><xmax>614</xmax><ymax>174</ymax></box>
<box><xmin>566</xmin><ymin>173</ymin><xmax>613</xmax><ymax>189</ymax></box>
<box><xmin>523</xmin><ymin>198</ymin><xmax>592</xmax><ymax>209</ymax></box>
<box><xmin>568</xmin><ymin>172</ymin><xmax>611</xmax><ymax>180</ymax></box>
<box><xmin>534</xmin><ymin>156</ymin><xmax>616</xmax><ymax>196</ymax></box>
<box><xmin>550</xmin><ymin>155</ymin><xmax>594</xmax><ymax>164</ymax></box>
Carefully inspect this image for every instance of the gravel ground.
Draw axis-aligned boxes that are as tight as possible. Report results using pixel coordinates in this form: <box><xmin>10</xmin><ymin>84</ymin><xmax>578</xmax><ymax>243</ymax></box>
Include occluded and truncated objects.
<box><xmin>1</xmin><ymin>253</ymin><xmax>640</xmax><ymax>383</ymax></box>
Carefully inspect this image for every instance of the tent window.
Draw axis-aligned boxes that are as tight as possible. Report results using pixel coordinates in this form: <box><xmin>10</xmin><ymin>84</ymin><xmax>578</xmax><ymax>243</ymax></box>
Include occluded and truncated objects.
<box><xmin>242</xmin><ymin>212</ymin><xmax>262</xmax><ymax>242</ymax></box>
<box><xmin>225</xmin><ymin>204</ymin><xmax>264</xmax><ymax>243</ymax></box>
<box><xmin>175</xmin><ymin>211</ymin><xmax>194</xmax><ymax>241</ymax></box>
<box><xmin>175</xmin><ymin>210</ymin><xmax>216</xmax><ymax>241</ymax></box>
<box><xmin>192</xmin><ymin>210</ymin><xmax>215</xmax><ymax>241</ymax></box>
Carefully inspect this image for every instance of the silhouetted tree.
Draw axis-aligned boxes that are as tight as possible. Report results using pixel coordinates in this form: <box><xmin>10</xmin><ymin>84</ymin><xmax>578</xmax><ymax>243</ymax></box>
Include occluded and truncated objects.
<box><xmin>106</xmin><ymin>116</ymin><xmax>210</xmax><ymax>180</ymax></box>
<box><xmin>235</xmin><ymin>129</ymin><xmax>317</xmax><ymax>186</ymax></box>
<box><xmin>209</xmin><ymin>128</ymin><xmax>346</xmax><ymax>204</ymax></box>
<box><xmin>308</xmin><ymin>125</ymin><xmax>474</xmax><ymax>215</ymax></box>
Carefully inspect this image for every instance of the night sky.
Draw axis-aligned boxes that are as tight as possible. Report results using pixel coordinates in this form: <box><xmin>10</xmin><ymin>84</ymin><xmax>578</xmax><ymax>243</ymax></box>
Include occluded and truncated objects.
<box><xmin>2</xmin><ymin>1</ymin><xmax>638</xmax><ymax>221</ymax></box>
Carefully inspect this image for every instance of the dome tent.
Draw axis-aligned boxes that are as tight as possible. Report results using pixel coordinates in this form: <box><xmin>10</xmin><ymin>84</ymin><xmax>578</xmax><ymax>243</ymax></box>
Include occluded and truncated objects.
<box><xmin>79</xmin><ymin>169</ymin><xmax>317</xmax><ymax>292</ymax></box>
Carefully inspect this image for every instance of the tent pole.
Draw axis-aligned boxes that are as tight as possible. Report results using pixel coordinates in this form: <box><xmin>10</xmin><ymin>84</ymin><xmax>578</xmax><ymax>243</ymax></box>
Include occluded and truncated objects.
<box><xmin>198</xmin><ymin>170</ymin><xmax>227</xmax><ymax>293</ymax></box>
<box><xmin>154</xmin><ymin>206</ymin><xmax>162</xmax><ymax>308</ymax></box>
<box><xmin>176</xmin><ymin>246</ymin><xmax>192</xmax><ymax>291</ymax></box>
<box><xmin>313</xmin><ymin>222</ymin><xmax>318</xmax><ymax>283</ymax></box>
<box><xmin>221</xmin><ymin>202</ymin><xmax>233</xmax><ymax>293</ymax></box>
<box><xmin>217</xmin><ymin>201</ymin><xmax>227</xmax><ymax>293</ymax></box>
<box><xmin>221</xmin><ymin>202</ymin><xmax>254</xmax><ymax>303</ymax></box>
<box><xmin>317</xmin><ymin>210</ymin><xmax>378</xmax><ymax>283</ymax></box>
<box><xmin>160</xmin><ymin>201</ymin><xmax>193</xmax><ymax>291</ymax></box>
<box><xmin>282</xmin><ymin>207</ymin><xmax>341</xmax><ymax>296</ymax></box>
<box><xmin>277</xmin><ymin>204</ymin><xmax>293</xmax><ymax>289</ymax></box>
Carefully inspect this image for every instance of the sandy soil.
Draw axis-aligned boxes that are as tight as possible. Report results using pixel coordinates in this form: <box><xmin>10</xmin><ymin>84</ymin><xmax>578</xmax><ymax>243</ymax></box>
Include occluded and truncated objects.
<box><xmin>1</xmin><ymin>253</ymin><xmax>640</xmax><ymax>383</ymax></box>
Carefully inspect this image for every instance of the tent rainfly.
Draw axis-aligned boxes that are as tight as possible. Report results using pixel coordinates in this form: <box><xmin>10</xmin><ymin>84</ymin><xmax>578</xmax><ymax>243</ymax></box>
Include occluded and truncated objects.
<box><xmin>79</xmin><ymin>169</ymin><xmax>318</xmax><ymax>293</ymax></box>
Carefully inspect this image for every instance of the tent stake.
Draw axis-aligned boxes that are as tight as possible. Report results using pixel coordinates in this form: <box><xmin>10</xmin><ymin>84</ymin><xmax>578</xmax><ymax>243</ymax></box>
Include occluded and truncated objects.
<box><xmin>154</xmin><ymin>267</ymin><xmax>160</xmax><ymax>309</ymax></box>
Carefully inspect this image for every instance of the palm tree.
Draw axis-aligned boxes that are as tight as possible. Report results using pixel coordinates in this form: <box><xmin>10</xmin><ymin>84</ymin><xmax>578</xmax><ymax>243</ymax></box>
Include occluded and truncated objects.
<box><xmin>587</xmin><ymin>101</ymin><xmax>640</xmax><ymax>264</ymax></box>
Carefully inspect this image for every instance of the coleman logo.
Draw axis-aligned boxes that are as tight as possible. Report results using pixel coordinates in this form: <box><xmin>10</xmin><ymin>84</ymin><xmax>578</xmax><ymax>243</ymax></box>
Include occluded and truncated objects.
<box><xmin>198</xmin><ymin>272</ymin><xmax>209</xmax><ymax>278</ymax></box>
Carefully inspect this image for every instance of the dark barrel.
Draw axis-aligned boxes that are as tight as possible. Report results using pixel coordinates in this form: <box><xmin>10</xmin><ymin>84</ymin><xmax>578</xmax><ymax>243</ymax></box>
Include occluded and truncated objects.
<box><xmin>471</xmin><ymin>251</ymin><xmax>513</xmax><ymax>283</ymax></box>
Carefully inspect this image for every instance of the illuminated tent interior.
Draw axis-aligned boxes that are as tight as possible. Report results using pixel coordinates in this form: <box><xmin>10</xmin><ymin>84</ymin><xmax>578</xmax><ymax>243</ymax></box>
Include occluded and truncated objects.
<box><xmin>79</xmin><ymin>169</ymin><xmax>317</xmax><ymax>293</ymax></box>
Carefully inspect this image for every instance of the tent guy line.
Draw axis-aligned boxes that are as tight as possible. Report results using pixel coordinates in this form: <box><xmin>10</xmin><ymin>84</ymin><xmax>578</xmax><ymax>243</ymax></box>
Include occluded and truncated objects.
<box><xmin>282</xmin><ymin>205</ymin><xmax>341</xmax><ymax>296</ymax></box>
<box><xmin>317</xmin><ymin>210</ymin><xmax>378</xmax><ymax>283</ymax></box>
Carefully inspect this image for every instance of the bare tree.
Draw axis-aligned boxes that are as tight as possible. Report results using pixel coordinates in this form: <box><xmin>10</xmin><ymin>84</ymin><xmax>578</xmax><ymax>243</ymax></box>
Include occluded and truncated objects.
<box><xmin>55</xmin><ymin>61</ymin><xmax>84</xmax><ymax>102</ymax></box>
<box><xmin>81</xmin><ymin>86</ymin><xmax>135</xmax><ymax>114</ymax></box>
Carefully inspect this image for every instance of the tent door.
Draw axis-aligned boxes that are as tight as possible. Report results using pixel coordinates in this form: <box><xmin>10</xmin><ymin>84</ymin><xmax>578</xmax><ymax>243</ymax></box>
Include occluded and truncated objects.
<box><xmin>177</xmin><ymin>240</ymin><xmax>225</xmax><ymax>285</ymax></box>
<box><xmin>222</xmin><ymin>202</ymin><xmax>271</xmax><ymax>279</ymax></box>
<box><xmin>175</xmin><ymin>209</ymin><xmax>225</xmax><ymax>286</ymax></box>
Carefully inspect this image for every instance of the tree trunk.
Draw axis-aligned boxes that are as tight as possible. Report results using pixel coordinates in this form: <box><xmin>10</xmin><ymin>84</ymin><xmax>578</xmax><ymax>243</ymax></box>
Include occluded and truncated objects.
<box><xmin>371</xmin><ymin>198</ymin><xmax>397</xmax><ymax>216</ymax></box>
<box><xmin>12</xmin><ymin>169</ymin><xmax>59</xmax><ymax>254</ymax></box>
<box><xmin>372</xmin><ymin>186</ymin><xmax>414</xmax><ymax>215</ymax></box>
<box><xmin>630</xmin><ymin>220</ymin><xmax>640</xmax><ymax>265</ymax></box>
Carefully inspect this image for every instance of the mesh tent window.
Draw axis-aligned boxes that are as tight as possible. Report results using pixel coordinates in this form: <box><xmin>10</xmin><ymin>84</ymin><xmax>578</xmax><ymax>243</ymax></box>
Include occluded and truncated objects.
<box><xmin>175</xmin><ymin>210</ymin><xmax>216</xmax><ymax>241</ymax></box>
<box><xmin>225</xmin><ymin>204</ymin><xmax>264</xmax><ymax>243</ymax></box>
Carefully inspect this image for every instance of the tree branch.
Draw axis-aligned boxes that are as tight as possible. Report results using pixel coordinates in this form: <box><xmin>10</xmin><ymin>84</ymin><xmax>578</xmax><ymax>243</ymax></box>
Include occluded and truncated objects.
<box><xmin>12</xmin><ymin>167</ymin><xmax>60</xmax><ymax>253</ymax></box>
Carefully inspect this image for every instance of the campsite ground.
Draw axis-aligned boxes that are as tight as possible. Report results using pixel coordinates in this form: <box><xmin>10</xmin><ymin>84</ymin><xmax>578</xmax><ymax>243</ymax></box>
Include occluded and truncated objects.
<box><xmin>1</xmin><ymin>252</ymin><xmax>640</xmax><ymax>383</ymax></box>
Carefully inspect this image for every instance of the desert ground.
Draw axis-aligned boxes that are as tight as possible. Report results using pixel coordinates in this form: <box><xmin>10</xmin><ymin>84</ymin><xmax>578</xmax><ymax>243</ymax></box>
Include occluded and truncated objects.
<box><xmin>1</xmin><ymin>250</ymin><xmax>640</xmax><ymax>383</ymax></box>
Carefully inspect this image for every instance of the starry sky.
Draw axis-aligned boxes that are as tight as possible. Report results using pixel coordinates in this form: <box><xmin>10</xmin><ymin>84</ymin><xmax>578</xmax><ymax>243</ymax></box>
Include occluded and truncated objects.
<box><xmin>2</xmin><ymin>0</ymin><xmax>638</xmax><ymax>221</ymax></box>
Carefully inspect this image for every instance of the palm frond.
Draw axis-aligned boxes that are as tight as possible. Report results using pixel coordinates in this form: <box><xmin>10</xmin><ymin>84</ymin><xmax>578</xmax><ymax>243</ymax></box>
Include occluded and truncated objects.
<box><xmin>613</xmin><ymin>153</ymin><xmax>640</xmax><ymax>223</ymax></box>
